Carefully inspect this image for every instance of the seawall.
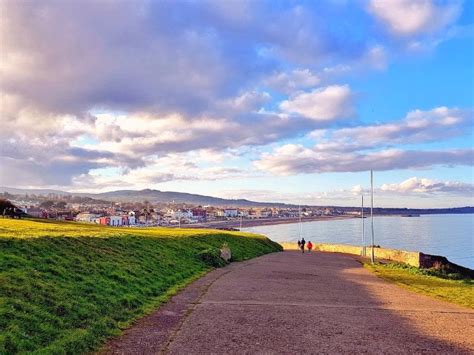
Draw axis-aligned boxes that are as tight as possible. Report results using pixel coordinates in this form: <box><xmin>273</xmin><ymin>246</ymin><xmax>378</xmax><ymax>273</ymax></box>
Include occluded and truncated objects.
<box><xmin>280</xmin><ymin>242</ymin><xmax>420</xmax><ymax>266</ymax></box>
<box><xmin>280</xmin><ymin>242</ymin><xmax>473</xmax><ymax>278</ymax></box>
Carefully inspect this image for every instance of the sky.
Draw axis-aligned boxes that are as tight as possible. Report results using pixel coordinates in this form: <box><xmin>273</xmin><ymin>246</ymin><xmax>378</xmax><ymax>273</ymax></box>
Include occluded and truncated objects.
<box><xmin>0</xmin><ymin>0</ymin><xmax>473</xmax><ymax>208</ymax></box>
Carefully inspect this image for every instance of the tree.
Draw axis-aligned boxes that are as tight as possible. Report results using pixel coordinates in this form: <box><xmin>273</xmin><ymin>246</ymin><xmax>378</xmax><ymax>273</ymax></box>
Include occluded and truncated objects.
<box><xmin>0</xmin><ymin>199</ymin><xmax>15</xmax><ymax>216</ymax></box>
<box><xmin>55</xmin><ymin>201</ymin><xmax>67</xmax><ymax>209</ymax></box>
<box><xmin>0</xmin><ymin>199</ymin><xmax>24</xmax><ymax>218</ymax></box>
<box><xmin>40</xmin><ymin>200</ymin><xmax>55</xmax><ymax>208</ymax></box>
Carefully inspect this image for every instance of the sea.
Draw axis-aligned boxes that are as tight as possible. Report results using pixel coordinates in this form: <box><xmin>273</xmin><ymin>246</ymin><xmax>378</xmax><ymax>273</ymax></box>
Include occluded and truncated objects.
<box><xmin>243</xmin><ymin>214</ymin><xmax>474</xmax><ymax>269</ymax></box>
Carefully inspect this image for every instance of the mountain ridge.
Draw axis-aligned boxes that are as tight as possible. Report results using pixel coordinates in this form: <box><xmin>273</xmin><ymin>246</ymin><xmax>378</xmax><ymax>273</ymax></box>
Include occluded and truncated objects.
<box><xmin>0</xmin><ymin>186</ymin><xmax>284</xmax><ymax>207</ymax></box>
<box><xmin>1</xmin><ymin>186</ymin><xmax>473</xmax><ymax>213</ymax></box>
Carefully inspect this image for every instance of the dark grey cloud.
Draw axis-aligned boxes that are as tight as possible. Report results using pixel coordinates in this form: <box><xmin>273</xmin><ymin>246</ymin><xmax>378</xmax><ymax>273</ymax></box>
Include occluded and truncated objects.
<box><xmin>1</xmin><ymin>0</ymin><xmax>383</xmax><ymax>117</ymax></box>
<box><xmin>0</xmin><ymin>156</ymin><xmax>102</xmax><ymax>187</ymax></box>
<box><xmin>0</xmin><ymin>137</ymin><xmax>142</xmax><ymax>186</ymax></box>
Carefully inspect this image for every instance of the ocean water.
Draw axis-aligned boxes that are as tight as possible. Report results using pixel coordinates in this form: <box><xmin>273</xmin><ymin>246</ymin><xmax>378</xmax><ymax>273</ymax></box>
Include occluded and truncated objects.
<box><xmin>243</xmin><ymin>214</ymin><xmax>474</xmax><ymax>269</ymax></box>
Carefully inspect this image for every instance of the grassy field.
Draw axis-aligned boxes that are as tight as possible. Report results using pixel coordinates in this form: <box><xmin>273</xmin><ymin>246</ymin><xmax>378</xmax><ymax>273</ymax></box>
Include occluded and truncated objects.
<box><xmin>0</xmin><ymin>218</ymin><xmax>282</xmax><ymax>354</ymax></box>
<box><xmin>365</xmin><ymin>262</ymin><xmax>473</xmax><ymax>309</ymax></box>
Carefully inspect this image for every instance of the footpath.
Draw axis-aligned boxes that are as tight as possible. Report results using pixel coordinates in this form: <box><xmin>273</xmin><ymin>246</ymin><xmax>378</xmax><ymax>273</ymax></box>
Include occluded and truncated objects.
<box><xmin>102</xmin><ymin>251</ymin><xmax>474</xmax><ymax>354</ymax></box>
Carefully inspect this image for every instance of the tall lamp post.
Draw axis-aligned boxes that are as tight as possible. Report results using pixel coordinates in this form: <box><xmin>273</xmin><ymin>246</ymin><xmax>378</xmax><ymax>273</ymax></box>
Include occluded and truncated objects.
<box><xmin>370</xmin><ymin>170</ymin><xmax>375</xmax><ymax>263</ymax></box>
<box><xmin>361</xmin><ymin>194</ymin><xmax>365</xmax><ymax>257</ymax></box>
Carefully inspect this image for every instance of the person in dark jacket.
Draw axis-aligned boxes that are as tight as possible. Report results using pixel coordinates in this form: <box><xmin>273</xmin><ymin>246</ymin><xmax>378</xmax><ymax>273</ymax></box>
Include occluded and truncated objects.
<box><xmin>300</xmin><ymin>238</ymin><xmax>306</xmax><ymax>253</ymax></box>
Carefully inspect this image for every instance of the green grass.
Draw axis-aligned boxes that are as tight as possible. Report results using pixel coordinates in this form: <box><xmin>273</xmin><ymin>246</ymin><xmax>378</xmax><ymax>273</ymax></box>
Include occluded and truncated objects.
<box><xmin>0</xmin><ymin>218</ymin><xmax>282</xmax><ymax>354</ymax></box>
<box><xmin>364</xmin><ymin>262</ymin><xmax>473</xmax><ymax>309</ymax></box>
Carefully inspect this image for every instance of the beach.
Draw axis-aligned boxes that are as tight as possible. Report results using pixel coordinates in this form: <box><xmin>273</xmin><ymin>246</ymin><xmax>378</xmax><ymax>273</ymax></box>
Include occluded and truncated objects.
<box><xmin>186</xmin><ymin>214</ymin><xmax>358</xmax><ymax>229</ymax></box>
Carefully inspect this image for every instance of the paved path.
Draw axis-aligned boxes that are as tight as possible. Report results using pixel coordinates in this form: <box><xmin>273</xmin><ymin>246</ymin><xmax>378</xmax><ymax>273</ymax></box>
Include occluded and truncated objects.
<box><xmin>103</xmin><ymin>251</ymin><xmax>474</xmax><ymax>354</ymax></box>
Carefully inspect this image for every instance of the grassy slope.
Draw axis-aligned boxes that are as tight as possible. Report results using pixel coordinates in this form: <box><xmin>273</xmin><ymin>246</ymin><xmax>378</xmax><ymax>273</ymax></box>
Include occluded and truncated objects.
<box><xmin>364</xmin><ymin>262</ymin><xmax>473</xmax><ymax>309</ymax></box>
<box><xmin>0</xmin><ymin>219</ymin><xmax>281</xmax><ymax>354</ymax></box>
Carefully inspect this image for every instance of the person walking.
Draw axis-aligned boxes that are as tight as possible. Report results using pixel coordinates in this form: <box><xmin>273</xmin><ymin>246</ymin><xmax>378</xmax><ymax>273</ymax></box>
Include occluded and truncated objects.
<box><xmin>297</xmin><ymin>240</ymin><xmax>301</xmax><ymax>250</ymax></box>
<box><xmin>307</xmin><ymin>240</ymin><xmax>313</xmax><ymax>253</ymax></box>
<box><xmin>300</xmin><ymin>238</ymin><xmax>306</xmax><ymax>253</ymax></box>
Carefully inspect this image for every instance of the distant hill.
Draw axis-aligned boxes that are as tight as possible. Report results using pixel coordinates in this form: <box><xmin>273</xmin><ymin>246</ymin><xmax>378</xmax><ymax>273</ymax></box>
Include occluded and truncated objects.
<box><xmin>83</xmin><ymin>189</ymin><xmax>281</xmax><ymax>207</ymax></box>
<box><xmin>1</xmin><ymin>186</ymin><xmax>473</xmax><ymax>213</ymax></box>
<box><xmin>0</xmin><ymin>187</ymin><xmax>284</xmax><ymax>207</ymax></box>
<box><xmin>0</xmin><ymin>187</ymin><xmax>71</xmax><ymax>196</ymax></box>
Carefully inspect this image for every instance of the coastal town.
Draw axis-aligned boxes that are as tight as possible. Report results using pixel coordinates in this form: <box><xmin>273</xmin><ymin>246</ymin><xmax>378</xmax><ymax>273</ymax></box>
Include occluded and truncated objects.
<box><xmin>3</xmin><ymin>190</ymin><xmax>472</xmax><ymax>229</ymax></box>
<box><xmin>2</xmin><ymin>1</ymin><xmax>473</xmax><ymax>354</ymax></box>
<box><xmin>1</xmin><ymin>191</ymin><xmax>354</xmax><ymax>228</ymax></box>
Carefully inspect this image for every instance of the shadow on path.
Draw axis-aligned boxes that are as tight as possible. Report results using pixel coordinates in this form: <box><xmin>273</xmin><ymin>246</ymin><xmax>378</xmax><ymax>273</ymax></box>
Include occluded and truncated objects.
<box><xmin>104</xmin><ymin>251</ymin><xmax>474</xmax><ymax>354</ymax></box>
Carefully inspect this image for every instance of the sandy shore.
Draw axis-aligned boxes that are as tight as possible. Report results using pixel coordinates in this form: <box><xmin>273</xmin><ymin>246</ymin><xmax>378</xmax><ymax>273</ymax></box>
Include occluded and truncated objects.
<box><xmin>185</xmin><ymin>215</ymin><xmax>358</xmax><ymax>230</ymax></box>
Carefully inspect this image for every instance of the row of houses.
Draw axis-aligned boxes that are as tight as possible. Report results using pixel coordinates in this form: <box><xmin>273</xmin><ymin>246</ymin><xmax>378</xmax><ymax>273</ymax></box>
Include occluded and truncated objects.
<box><xmin>166</xmin><ymin>208</ymin><xmax>275</xmax><ymax>221</ymax></box>
<box><xmin>17</xmin><ymin>201</ymin><xmax>347</xmax><ymax>226</ymax></box>
<box><xmin>73</xmin><ymin>207</ymin><xmax>279</xmax><ymax>226</ymax></box>
<box><xmin>76</xmin><ymin>211</ymin><xmax>137</xmax><ymax>226</ymax></box>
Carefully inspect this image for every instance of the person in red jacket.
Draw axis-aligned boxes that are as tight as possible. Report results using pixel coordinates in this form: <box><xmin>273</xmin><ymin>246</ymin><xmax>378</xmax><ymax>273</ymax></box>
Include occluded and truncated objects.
<box><xmin>307</xmin><ymin>241</ymin><xmax>313</xmax><ymax>253</ymax></box>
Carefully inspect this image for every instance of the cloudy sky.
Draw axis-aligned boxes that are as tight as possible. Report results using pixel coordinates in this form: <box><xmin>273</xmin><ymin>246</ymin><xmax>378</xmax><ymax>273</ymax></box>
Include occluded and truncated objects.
<box><xmin>1</xmin><ymin>0</ymin><xmax>473</xmax><ymax>207</ymax></box>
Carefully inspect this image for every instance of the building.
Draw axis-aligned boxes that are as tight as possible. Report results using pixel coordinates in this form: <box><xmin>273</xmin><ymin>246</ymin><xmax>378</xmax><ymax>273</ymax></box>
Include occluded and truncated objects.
<box><xmin>238</xmin><ymin>210</ymin><xmax>249</xmax><ymax>217</ymax></box>
<box><xmin>127</xmin><ymin>211</ymin><xmax>136</xmax><ymax>225</ymax></box>
<box><xmin>98</xmin><ymin>217</ymin><xmax>110</xmax><ymax>225</ymax></box>
<box><xmin>76</xmin><ymin>212</ymin><xmax>101</xmax><ymax>223</ymax></box>
<box><xmin>224</xmin><ymin>209</ymin><xmax>238</xmax><ymax>218</ymax></box>
<box><xmin>257</xmin><ymin>209</ymin><xmax>272</xmax><ymax>218</ymax></box>
<box><xmin>109</xmin><ymin>215</ymin><xmax>123</xmax><ymax>226</ymax></box>
<box><xmin>167</xmin><ymin>209</ymin><xmax>193</xmax><ymax>220</ymax></box>
<box><xmin>192</xmin><ymin>208</ymin><xmax>207</xmax><ymax>221</ymax></box>
<box><xmin>24</xmin><ymin>207</ymin><xmax>48</xmax><ymax>219</ymax></box>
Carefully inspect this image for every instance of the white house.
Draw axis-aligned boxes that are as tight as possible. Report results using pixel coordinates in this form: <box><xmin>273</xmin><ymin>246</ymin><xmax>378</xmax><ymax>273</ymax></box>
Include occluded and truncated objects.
<box><xmin>76</xmin><ymin>213</ymin><xmax>101</xmax><ymax>223</ymax></box>
<box><xmin>109</xmin><ymin>216</ymin><xmax>123</xmax><ymax>226</ymax></box>
<box><xmin>167</xmin><ymin>209</ymin><xmax>193</xmax><ymax>220</ymax></box>
<box><xmin>127</xmin><ymin>211</ymin><xmax>136</xmax><ymax>225</ymax></box>
<box><xmin>224</xmin><ymin>209</ymin><xmax>238</xmax><ymax>218</ymax></box>
<box><xmin>238</xmin><ymin>210</ymin><xmax>249</xmax><ymax>217</ymax></box>
<box><xmin>257</xmin><ymin>209</ymin><xmax>272</xmax><ymax>218</ymax></box>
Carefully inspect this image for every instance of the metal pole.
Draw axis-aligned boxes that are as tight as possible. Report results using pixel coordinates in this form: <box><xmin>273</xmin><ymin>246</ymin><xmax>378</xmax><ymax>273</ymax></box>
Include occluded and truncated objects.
<box><xmin>298</xmin><ymin>204</ymin><xmax>302</xmax><ymax>239</ymax></box>
<box><xmin>361</xmin><ymin>194</ymin><xmax>365</xmax><ymax>257</ymax></box>
<box><xmin>370</xmin><ymin>170</ymin><xmax>375</xmax><ymax>263</ymax></box>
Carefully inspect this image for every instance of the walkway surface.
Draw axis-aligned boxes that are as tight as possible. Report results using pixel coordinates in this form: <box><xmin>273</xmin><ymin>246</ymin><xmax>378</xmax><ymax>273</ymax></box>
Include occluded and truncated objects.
<box><xmin>102</xmin><ymin>251</ymin><xmax>474</xmax><ymax>354</ymax></box>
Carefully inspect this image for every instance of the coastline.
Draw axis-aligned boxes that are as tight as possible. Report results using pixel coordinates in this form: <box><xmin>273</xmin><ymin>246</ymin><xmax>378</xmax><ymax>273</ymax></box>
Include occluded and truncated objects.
<box><xmin>186</xmin><ymin>215</ymin><xmax>358</xmax><ymax>230</ymax></box>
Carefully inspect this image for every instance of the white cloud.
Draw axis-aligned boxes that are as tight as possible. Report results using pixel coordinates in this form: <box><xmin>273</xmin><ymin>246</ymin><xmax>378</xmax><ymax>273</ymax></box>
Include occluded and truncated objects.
<box><xmin>218</xmin><ymin>91</ymin><xmax>272</xmax><ymax>114</ymax></box>
<box><xmin>218</xmin><ymin>176</ymin><xmax>474</xmax><ymax>205</ymax></box>
<box><xmin>255</xmin><ymin>144</ymin><xmax>473</xmax><ymax>175</ymax></box>
<box><xmin>70</xmin><ymin>153</ymin><xmax>258</xmax><ymax>192</ymax></box>
<box><xmin>84</xmin><ymin>110</ymin><xmax>319</xmax><ymax>157</ymax></box>
<box><xmin>254</xmin><ymin>106</ymin><xmax>474</xmax><ymax>175</ymax></box>
<box><xmin>368</xmin><ymin>0</ymin><xmax>461</xmax><ymax>36</ymax></box>
<box><xmin>365</xmin><ymin>45</ymin><xmax>388</xmax><ymax>70</ymax></box>
<box><xmin>217</xmin><ymin>188</ymin><xmax>346</xmax><ymax>205</ymax></box>
<box><xmin>312</xmin><ymin>107</ymin><xmax>473</xmax><ymax>153</ymax></box>
<box><xmin>279</xmin><ymin>85</ymin><xmax>354</xmax><ymax>121</ymax></box>
<box><xmin>380</xmin><ymin>177</ymin><xmax>474</xmax><ymax>195</ymax></box>
<box><xmin>351</xmin><ymin>185</ymin><xmax>365</xmax><ymax>195</ymax></box>
<box><xmin>265</xmin><ymin>69</ymin><xmax>320</xmax><ymax>93</ymax></box>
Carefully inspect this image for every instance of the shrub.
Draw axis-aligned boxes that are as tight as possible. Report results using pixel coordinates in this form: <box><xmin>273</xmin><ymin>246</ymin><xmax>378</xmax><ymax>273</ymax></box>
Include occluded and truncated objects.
<box><xmin>197</xmin><ymin>247</ymin><xmax>229</xmax><ymax>268</ymax></box>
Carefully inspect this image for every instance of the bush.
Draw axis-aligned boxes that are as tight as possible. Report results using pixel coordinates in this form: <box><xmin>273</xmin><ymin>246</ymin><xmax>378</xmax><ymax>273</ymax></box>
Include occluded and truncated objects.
<box><xmin>197</xmin><ymin>247</ymin><xmax>229</xmax><ymax>268</ymax></box>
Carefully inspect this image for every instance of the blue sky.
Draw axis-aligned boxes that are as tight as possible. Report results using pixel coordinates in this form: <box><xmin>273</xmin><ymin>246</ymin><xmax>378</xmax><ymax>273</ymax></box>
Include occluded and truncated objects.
<box><xmin>1</xmin><ymin>0</ymin><xmax>473</xmax><ymax>207</ymax></box>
